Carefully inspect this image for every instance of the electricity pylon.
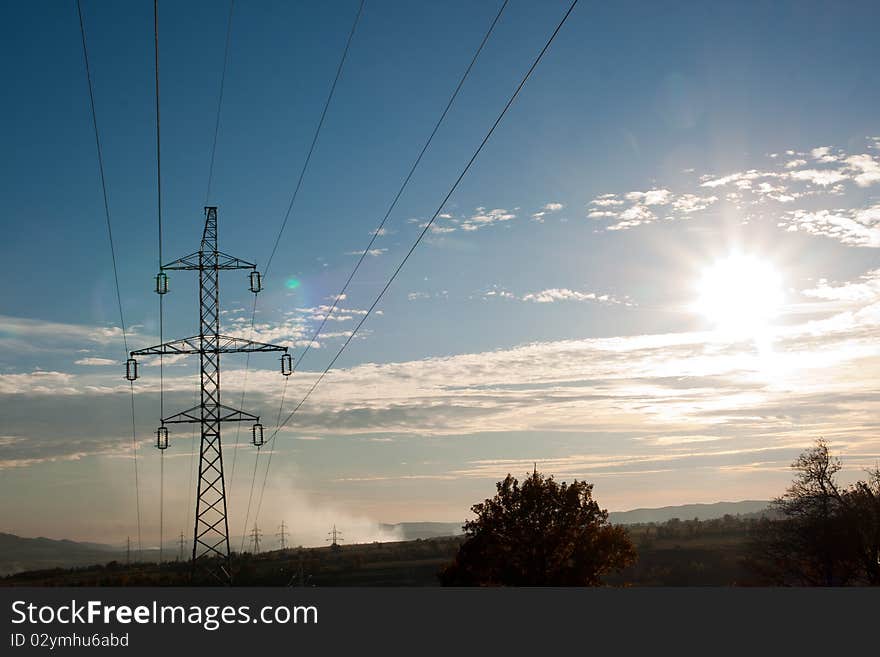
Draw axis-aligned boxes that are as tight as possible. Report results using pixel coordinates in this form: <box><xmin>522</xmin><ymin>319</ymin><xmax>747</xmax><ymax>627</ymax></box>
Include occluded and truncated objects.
<box><xmin>130</xmin><ymin>207</ymin><xmax>289</xmax><ymax>564</ymax></box>
<box><xmin>327</xmin><ymin>524</ymin><xmax>343</xmax><ymax>550</ymax></box>
<box><xmin>249</xmin><ymin>524</ymin><xmax>263</xmax><ymax>554</ymax></box>
<box><xmin>277</xmin><ymin>520</ymin><xmax>289</xmax><ymax>550</ymax></box>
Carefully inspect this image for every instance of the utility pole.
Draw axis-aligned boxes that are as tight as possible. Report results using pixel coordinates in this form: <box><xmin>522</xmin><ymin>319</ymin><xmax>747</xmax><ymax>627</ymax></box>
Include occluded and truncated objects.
<box><xmin>277</xmin><ymin>520</ymin><xmax>289</xmax><ymax>550</ymax></box>
<box><xmin>249</xmin><ymin>524</ymin><xmax>263</xmax><ymax>554</ymax></box>
<box><xmin>327</xmin><ymin>524</ymin><xmax>344</xmax><ymax>551</ymax></box>
<box><xmin>129</xmin><ymin>207</ymin><xmax>291</xmax><ymax>566</ymax></box>
<box><xmin>177</xmin><ymin>532</ymin><xmax>185</xmax><ymax>562</ymax></box>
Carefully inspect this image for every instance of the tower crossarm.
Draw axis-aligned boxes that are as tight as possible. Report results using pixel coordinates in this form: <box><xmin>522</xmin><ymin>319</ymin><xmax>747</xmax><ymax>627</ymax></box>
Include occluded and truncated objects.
<box><xmin>131</xmin><ymin>335</ymin><xmax>289</xmax><ymax>356</ymax></box>
<box><xmin>162</xmin><ymin>403</ymin><xmax>259</xmax><ymax>425</ymax></box>
<box><xmin>161</xmin><ymin>250</ymin><xmax>256</xmax><ymax>271</ymax></box>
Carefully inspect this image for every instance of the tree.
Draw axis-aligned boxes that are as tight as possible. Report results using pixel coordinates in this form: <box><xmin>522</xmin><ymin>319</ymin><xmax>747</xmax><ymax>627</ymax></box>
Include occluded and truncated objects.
<box><xmin>440</xmin><ymin>469</ymin><xmax>636</xmax><ymax>586</ymax></box>
<box><xmin>749</xmin><ymin>439</ymin><xmax>880</xmax><ymax>586</ymax></box>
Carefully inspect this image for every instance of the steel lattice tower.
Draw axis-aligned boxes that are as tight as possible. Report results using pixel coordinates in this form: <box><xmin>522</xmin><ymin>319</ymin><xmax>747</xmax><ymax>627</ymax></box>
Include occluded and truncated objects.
<box><xmin>130</xmin><ymin>207</ymin><xmax>288</xmax><ymax>564</ymax></box>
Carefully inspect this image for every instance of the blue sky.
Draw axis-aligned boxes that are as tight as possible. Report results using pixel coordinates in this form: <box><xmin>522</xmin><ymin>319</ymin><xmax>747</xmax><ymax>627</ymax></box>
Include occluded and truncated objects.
<box><xmin>2</xmin><ymin>0</ymin><xmax>880</xmax><ymax>547</ymax></box>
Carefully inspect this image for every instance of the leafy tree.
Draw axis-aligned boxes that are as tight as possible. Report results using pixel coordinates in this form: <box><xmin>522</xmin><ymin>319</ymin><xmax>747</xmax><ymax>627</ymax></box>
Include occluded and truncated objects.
<box><xmin>749</xmin><ymin>439</ymin><xmax>880</xmax><ymax>585</ymax></box>
<box><xmin>440</xmin><ymin>469</ymin><xmax>636</xmax><ymax>586</ymax></box>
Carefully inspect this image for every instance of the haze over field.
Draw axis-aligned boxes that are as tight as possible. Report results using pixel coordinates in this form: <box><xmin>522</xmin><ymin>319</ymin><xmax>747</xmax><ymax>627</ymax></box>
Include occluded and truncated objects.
<box><xmin>1</xmin><ymin>1</ymin><xmax>879</xmax><ymax>546</ymax></box>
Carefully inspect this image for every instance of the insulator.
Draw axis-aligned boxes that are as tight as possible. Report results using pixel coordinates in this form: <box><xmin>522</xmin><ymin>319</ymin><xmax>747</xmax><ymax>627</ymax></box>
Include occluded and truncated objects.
<box><xmin>125</xmin><ymin>358</ymin><xmax>138</xmax><ymax>381</ymax></box>
<box><xmin>249</xmin><ymin>270</ymin><xmax>262</xmax><ymax>294</ymax></box>
<box><xmin>155</xmin><ymin>272</ymin><xmax>169</xmax><ymax>295</ymax></box>
<box><xmin>252</xmin><ymin>423</ymin><xmax>265</xmax><ymax>447</ymax></box>
<box><xmin>281</xmin><ymin>353</ymin><xmax>293</xmax><ymax>376</ymax></box>
<box><xmin>156</xmin><ymin>426</ymin><xmax>169</xmax><ymax>450</ymax></box>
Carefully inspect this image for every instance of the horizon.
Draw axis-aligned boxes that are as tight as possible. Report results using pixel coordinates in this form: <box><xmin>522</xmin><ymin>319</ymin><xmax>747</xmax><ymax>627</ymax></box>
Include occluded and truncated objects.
<box><xmin>2</xmin><ymin>0</ymin><xmax>880</xmax><ymax>547</ymax></box>
<box><xmin>4</xmin><ymin>497</ymin><xmax>773</xmax><ymax>548</ymax></box>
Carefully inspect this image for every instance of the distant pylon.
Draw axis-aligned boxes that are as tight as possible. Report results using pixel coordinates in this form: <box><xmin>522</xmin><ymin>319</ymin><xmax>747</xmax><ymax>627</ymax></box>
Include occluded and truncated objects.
<box><xmin>249</xmin><ymin>524</ymin><xmax>263</xmax><ymax>554</ymax></box>
<box><xmin>177</xmin><ymin>532</ymin><xmax>185</xmax><ymax>561</ymax></box>
<box><xmin>125</xmin><ymin>536</ymin><xmax>131</xmax><ymax>565</ymax></box>
<box><xmin>277</xmin><ymin>520</ymin><xmax>289</xmax><ymax>550</ymax></box>
<box><xmin>327</xmin><ymin>524</ymin><xmax>344</xmax><ymax>549</ymax></box>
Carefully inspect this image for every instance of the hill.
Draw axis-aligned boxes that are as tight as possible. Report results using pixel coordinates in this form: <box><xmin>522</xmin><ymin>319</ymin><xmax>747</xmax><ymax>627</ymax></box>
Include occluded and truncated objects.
<box><xmin>0</xmin><ymin>501</ymin><xmax>770</xmax><ymax>576</ymax></box>
<box><xmin>0</xmin><ymin>532</ymin><xmax>125</xmax><ymax>576</ymax></box>
<box><xmin>608</xmin><ymin>500</ymin><xmax>770</xmax><ymax>525</ymax></box>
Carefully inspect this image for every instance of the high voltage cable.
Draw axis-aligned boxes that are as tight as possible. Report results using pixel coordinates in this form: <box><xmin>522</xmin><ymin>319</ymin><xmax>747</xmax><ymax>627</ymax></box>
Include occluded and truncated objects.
<box><xmin>205</xmin><ymin>0</ymin><xmax>235</xmax><ymax>205</ymax></box>
<box><xmin>76</xmin><ymin>0</ymin><xmax>142</xmax><ymax>558</ymax></box>
<box><xmin>230</xmin><ymin>0</ymin><xmax>364</xmax><ymax>481</ymax></box>
<box><xmin>265</xmin><ymin>0</ymin><xmax>366</xmax><ymax>277</ymax></box>
<box><xmin>153</xmin><ymin>0</ymin><xmax>165</xmax><ymax>565</ymax></box>
<box><xmin>251</xmin><ymin>0</ymin><xmax>580</xmax><ymax>525</ymax></box>
<box><xmin>293</xmin><ymin>0</ymin><xmax>509</xmax><ymax>373</ymax></box>
<box><xmin>232</xmin><ymin>0</ymin><xmax>365</xmax><ymax>535</ymax></box>
<box><xmin>251</xmin><ymin>0</ymin><xmax>509</xmax><ymax>528</ymax></box>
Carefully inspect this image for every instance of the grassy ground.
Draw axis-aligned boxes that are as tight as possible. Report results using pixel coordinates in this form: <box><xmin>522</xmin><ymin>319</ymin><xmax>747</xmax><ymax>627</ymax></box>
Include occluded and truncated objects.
<box><xmin>1</xmin><ymin>517</ymin><xmax>763</xmax><ymax>586</ymax></box>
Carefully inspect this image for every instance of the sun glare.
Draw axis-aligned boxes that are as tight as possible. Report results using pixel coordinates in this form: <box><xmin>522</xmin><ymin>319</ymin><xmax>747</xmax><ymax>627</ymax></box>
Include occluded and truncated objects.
<box><xmin>694</xmin><ymin>253</ymin><xmax>784</xmax><ymax>338</ymax></box>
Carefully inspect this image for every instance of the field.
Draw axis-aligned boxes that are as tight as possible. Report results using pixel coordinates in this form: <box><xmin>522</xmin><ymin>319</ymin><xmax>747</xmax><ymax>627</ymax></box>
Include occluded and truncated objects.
<box><xmin>1</xmin><ymin>516</ymin><xmax>763</xmax><ymax>586</ymax></box>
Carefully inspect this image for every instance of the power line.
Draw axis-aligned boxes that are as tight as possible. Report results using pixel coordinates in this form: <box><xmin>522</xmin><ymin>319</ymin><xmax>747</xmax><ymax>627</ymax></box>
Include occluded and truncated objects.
<box><xmin>76</xmin><ymin>0</ymin><xmax>142</xmax><ymax>559</ymax></box>
<box><xmin>235</xmin><ymin>0</ymin><xmax>365</xmax><ymax>542</ymax></box>
<box><xmin>253</xmin><ymin>0</ymin><xmax>580</xmax><ymax>523</ymax></box>
<box><xmin>293</xmin><ymin>0</ymin><xmax>509</xmax><ymax>373</ymax></box>
<box><xmin>153</xmin><ymin>0</ymin><xmax>166</xmax><ymax>566</ymax></box>
<box><xmin>205</xmin><ymin>0</ymin><xmax>235</xmax><ymax>205</ymax></box>
<box><xmin>265</xmin><ymin>0</ymin><xmax>366</xmax><ymax>276</ymax></box>
<box><xmin>251</xmin><ymin>0</ymin><xmax>510</xmax><ymax>529</ymax></box>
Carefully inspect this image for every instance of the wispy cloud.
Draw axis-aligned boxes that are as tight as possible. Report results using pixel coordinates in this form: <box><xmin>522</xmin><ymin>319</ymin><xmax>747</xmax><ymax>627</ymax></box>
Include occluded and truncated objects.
<box><xmin>521</xmin><ymin>288</ymin><xmax>632</xmax><ymax>306</ymax></box>
<box><xmin>9</xmin><ymin>262</ymin><xmax>880</xmax><ymax>473</ymax></box>
<box><xmin>74</xmin><ymin>357</ymin><xmax>117</xmax><ymax>366</ymax></box>
<box><xmin>532</xmin><ymin>201</ymin><xmax>564</xmax><ymax>222</ymax></box>
<box><xmin>586</xmin><ymin>139</ymin><xmax>880</xmax><ymax>241</ymax></box>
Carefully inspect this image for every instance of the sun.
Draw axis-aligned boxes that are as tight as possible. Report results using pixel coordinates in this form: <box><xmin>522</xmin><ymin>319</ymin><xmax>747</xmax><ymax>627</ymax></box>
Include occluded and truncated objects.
<box><xmin>693</xmin><ymin>253</ymin><xmax>784</xmax><ymax>337</ymax></box>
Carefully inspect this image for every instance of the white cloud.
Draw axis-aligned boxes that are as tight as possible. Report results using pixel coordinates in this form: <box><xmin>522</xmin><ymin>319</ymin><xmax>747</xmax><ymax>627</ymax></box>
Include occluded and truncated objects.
<box><xmin>482</xmin><ymin>286</ymin><xmax>516</xmax><ymax>300</ymax></box>
<box><xmin>802</xmin><ymin>270</ymin><xmax>880</xmax><ymax>303</ymax></box>
<box><xmin>810</xmin><ymin>146</ymin><xmax>839</xmax><ymax>163</ymax></box>
<box><xmin>532</xmin><ymin>202</ymin><xmax>564</xmax><ymax>222</ymax></box>
<box><xmin>346</xmin><ymin>248</ymin><xmax>387</xmax><ymax>257</ymax></box>
<box><xmin>607</xmin><ymin>205</ymin><xmax>655</xmax><ymax>231</ymax></box>
<box><xmin>788</xmin><ymin>169</ymin><xmax>848</xmax><ymax>186</ymax></box>
<box><xmin>521</xmin><ymin>288</ymin><xmax>629</xmax><ymax>305</ymax></box>
<box><xmin>625</xmin><ymin>189</ymin><xmax>672</xmax><ymax>205</ymax></box>
<box><xmin>780</xmin><ymin>206</ymin><xmax>880</xmax><ymax>247</ymax></box>
<box><xmin>590</xmin><ymin>194</ymin><xmax>624</xmax><ymax>207</ymax></box>
<box><xmin>845</xmin><ymin>154</ymin><xmax>880</xmax><ymax>187</ymax></box>
<box><xmin>672</xmin><ymin>194</ymin><xmax>717</xmax><ymax>213</ymax></box>
<box><xmin>455</xmin><ymin>207</ymin><xmax>517</xmax><ymax>232</ymax></box>
<box><xmin>74</xmin><ymin>357</ymin><xmax>117</xmax><ymax>366</ymax></box>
